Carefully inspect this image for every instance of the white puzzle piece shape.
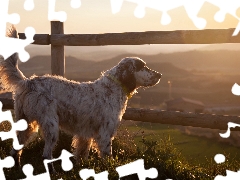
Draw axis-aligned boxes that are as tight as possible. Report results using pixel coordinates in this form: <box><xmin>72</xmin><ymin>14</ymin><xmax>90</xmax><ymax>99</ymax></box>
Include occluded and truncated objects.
<box><xmin>0</xmin><ymin>101</ymin><xmax>28</xmax><ymax>150</ymax></box>
<box><xmin>79</xmin><ymin>169</ymin><xmax>109</xmax><ymax>180</ymax></box>
<box><xmin>0</xmin><ymin>156</ymin><xmax>14</xmax><ymax>180</ymax></box>
<box><xmin>0</xmin><ymin>1</ymin><xmax>35</xmax><ymax>62</ymax></box>
<box><xmin>20</xmin><ymin>149</ymin><xmax>74</xmax><ymax>180</ymax></box>
<box><xmin>215</xmin><ymin>170</ymin><xmax>240</xmax><ymax>180</ymax></box>
<box><xmin>116</xmin><ymin>159</ymin><xmax>158</xmax><ymax>180</ymax></box>
<box><xmin>48</xmin><ymin>0</ymin><xmax>67</xmax><ymax>22</ymax></box>
<box><xmin>110</xmin><ymin>0</ymin><xmax>240</xmax><ymax>35</ymax></box>
<box><xmin>70</xmin><ymin>0</ymin><xmax>81</xmax><ymax>9</ymax></box>
<box><xmin>24</xmin><ymin>0</ymin><xmax>35</xmax><ymax>11</ymax></box>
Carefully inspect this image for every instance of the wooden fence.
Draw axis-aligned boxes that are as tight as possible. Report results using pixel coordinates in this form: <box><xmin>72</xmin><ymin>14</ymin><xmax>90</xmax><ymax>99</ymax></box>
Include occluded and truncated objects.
<box><xmin>3</xmin><ymin>21</ymin><xmax>240</xmax><ymax>131</ymax></box>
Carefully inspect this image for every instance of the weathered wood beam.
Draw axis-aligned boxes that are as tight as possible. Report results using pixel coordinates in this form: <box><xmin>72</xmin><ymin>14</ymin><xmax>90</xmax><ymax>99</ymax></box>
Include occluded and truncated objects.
<box><xmin>18</xmin><ymin>33</ymin><xmax>50</xmax><ymax>45</ymax></box>
<box><xmin>1</xmin><ymin>99</ymin><xmax>239</xmax><ymax>132</ymax></box>
<box><xmin>51</xmin><ymin>21</ymin><xmax>65</xmax><ymax>76</ymax></box>
<box><xmin>18</xmin><ymin>29</ymin><xmax>240</xmax><ymax>46</ymax></box>
<box><xmin>50</xmin><ymin>28</ymin><xmax>240</xmax><ymax>46</ymax></box>
<box><xmin>123</xmin><ymin>108</ymin><xmax>240</xmax><ymax>131</ymax></box>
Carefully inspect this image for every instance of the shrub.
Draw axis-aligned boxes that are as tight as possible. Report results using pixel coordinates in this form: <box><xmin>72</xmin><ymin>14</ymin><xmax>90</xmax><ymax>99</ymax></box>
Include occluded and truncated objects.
<box><xmin>0</xmin><ymin>121</ymin><xmax>239</xmax><ymax>180</ymax></box>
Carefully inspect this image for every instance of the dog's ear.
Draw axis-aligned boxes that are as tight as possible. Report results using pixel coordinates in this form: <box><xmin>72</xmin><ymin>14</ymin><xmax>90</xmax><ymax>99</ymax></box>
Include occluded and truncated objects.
<box><xmin>116</xmin><ymin>60</ymin><xmax>136</xmax><ymax>93</ymax></box>
<box><xmin>134</xmin><ymin>59</ymin><xmax>145</xmax><ymax>72</ymax></box>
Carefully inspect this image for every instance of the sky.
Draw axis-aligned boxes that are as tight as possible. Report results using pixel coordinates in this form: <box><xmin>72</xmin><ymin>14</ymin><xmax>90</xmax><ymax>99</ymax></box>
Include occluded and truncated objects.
<box><xmin>7</xmin><ymin>0</ymin><xmax>240</xmax><ymax>56</ymax></box>
<box><xmin>8</xmin><ymin>0</ymin><xmax>239</xmax><ymax>33</ymax></box>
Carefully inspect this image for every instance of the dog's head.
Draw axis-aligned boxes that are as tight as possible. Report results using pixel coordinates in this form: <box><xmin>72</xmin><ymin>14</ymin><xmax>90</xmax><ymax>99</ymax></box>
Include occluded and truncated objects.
<box><xmin>113</xmin><ymin>57</ymin><xmax>162</xmax><ymax>93</ymax></box>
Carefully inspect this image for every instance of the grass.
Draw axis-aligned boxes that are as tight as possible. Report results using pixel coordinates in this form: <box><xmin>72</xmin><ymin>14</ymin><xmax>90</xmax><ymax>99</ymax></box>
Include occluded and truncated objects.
<box><xmin>123</xmin><ymin>120</ymin><xmax>240</xmax><ymax>164</ymax></box>
<box><xmin>1</xmin><ymin>120</ymin><xmax>240</xmax><ymax>180</ymax></box>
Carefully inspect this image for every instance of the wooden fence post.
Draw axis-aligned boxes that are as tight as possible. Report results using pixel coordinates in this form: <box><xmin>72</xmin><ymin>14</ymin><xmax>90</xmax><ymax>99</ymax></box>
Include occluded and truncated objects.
<box><xmin>51</xmin><ymin>21</ymin><xmax>65</xmax><ymax>76</ymax></box>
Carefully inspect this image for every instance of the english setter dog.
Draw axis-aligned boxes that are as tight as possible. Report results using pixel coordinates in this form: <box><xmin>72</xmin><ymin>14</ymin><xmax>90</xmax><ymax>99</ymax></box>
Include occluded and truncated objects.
<box><xmin>0</xmin><ymin>26</ymin><xmax>162</xmax><ymax>171</ymax></box>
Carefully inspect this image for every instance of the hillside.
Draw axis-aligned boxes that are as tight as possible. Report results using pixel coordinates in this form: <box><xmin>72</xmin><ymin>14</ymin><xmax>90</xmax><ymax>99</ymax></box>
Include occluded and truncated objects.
<box><xmin>152</xmin><ymin>50</ymin><xmax>240</xmax><ymax>74</ymax></box>
<box><xmin>20</xmin><ymin>49</ymin><xmax>240</xmax><ymax>75</ymax></box>
<box><xmin>19</xmin><ymin>55</ymin><xmax>191</xmax><ymax>80</ymax></box>
<box><xmin>99</xmin><ymin>50</ymin><xmax>240</xmax><ymax>74</ymax></box>
<box><xmin>19</xmin><ymin>56</ymin><xmax>95</xmax><ymax>79</ymax></box>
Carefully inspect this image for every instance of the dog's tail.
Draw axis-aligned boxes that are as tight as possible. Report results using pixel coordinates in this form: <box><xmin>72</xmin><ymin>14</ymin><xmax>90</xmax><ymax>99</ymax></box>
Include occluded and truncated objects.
<box><xmin>0</xmin><ymin>25</ymin><xmax>26</xmax><ymax>91</ymax></box>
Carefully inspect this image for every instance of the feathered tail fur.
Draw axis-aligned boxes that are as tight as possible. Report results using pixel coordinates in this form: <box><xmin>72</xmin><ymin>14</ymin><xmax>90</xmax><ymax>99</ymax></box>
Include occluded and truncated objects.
<box><xmin>0</xmin><ymin>25</ymin><xmax>26</xmax><ymax>91</ymax></box>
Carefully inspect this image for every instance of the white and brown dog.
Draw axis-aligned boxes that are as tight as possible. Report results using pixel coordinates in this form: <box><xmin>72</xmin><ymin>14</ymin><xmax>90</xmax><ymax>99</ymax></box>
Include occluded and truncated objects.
<box><xmin>0</xmin><ymin>26</ymin><xmax>161</xmax><ymax>171</ymax></box>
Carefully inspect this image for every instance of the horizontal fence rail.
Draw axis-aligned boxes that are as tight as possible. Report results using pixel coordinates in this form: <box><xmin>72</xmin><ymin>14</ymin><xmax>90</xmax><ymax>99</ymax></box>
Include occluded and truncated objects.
<box><xmin>1</xmin><ymin>99</ymin><xmax>239</xmax><ymax>131</ymax></box>
<box><xmin>19</xmin><ymin>28</ymin><xmax>240</xmax><ymax>46</ymax></box>
<box><xmin>18</xmin><ymin>33</ymin><xmax>50</xmax><ymax>45</ymax></box>
<box><xmin>123</xmin><ymin>108</ymin><xmax>240</xmax><ymax>131</ymax></box>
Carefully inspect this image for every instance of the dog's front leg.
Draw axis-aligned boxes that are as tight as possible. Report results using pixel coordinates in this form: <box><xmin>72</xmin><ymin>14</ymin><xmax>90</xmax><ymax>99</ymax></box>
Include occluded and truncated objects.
<box><xmin>95</xmin><ymin>129</ymin><xmax>113</xmax><ymax>158</ymax></box>
<box><xmin>72</xmin><ymin>136</ymin><xmax>93</xmax><ymax>162</ymax></box>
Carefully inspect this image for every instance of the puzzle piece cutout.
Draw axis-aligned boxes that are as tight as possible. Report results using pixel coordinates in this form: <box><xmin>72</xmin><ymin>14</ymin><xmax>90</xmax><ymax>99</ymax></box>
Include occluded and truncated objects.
<box><xmin>1</xmin><ymin>0</ymin><xmax>81</xmax><ymax>61</ymax></box>
<box><xmin>231</xmin><ymin>83</ymin><xmax>240</xmax><ymax>96</ymax></box>
<box><xmin>48</xmin><ymin>0</ymin><xmax>67</xmax><ymax>22</ymax></box>
<box><xmin>214</xmin><ymin>154</ymin><xmax>225</xmax><ymax>164</ymax></box>
<box><xmin>214</xmin><ymin>152</ymin><xmax>239</xmax><ymax>179</ymax></box>
<box><xmin>24</xmin><ymin>0</ymin><xmax>35</xmax><ymax>11</ymax></box>
<box><xmin>44</xmin><ymin>149</ymin><xmax>74</xmax><ymax>172</ymax></box>
<box><xmin>70</xmin><ymin>0</ymin><xmax>81</xmax><ymax>9</ymax></box>
<box><xmin>110</xmin><ymin>0</ymin><xmax>240</xmax><ymax>35</ymax></box>
<box><xmin>111</xmin><ymin>0</ymin><xmax>187</xmax><ymax>25</ymax></box>
<box><xmin>206</xmin><ymin>0</ymin><xmax>240</xmax><ymax>23</ymax></box>
<box><xmin>48</xmin><ymin>0</ymin><xmax>81</xmax><ymax>21</ymax></box>
<box><xmin>79</xmin><ymin>169</ymin><xmax>109</xmax><ymax>180</ymax></box>
<box><xmin>220</xmin><ymin>84</ymin><xmax>240</xmax><ymax>138</ymax></box>
<box><xmin>215</xmin><ymin>170</ymin><xmax>240</xmax><ymax>180</ymax></box>
<box><xmin>20</xmin><ymin>164</ymin><xmax>51</xmax><ymax>180</ymax></box>
<box><xmin>183</xmin><ymin>0</ymin><xmax>207</xmax><ymax>29</ymax></box>
<box><xmin>110</xmin><ymin>0</ymin><xmax>207</xmax><ymax>28</ymax></box>
<box><xmin>214</xmin><ymin>154</ymin><xmax>240</xmax><ymax>179</ymax></box>
<box><xmin>0</xmin><ymin>0</ymin><xmax>20</xmax><ymax>38</ymax></box>
<box><xmin>0</xmin><ymin>1</ymin><xmax>35</xmax><ymax>62</ymax></box>
<box><xmin>219</xmin><ymin>122</ymin><xmax>240</xmax><ymax>138</ymax></box>
<box><xmin>116</xmin><ymin>159</ymin><xmax>158</xmax><ymax>180</ymax></box>
<box><xmin>20</xmin><ymin>149</ymin><xmax>74</xmax><ymax>180</ymax></box>
<box><xmin>79</xmin><ymin>159</ymin><xmax>158</xmax><ymax>180</ymax></box>
<box><xmin>207</xmin><ymin>0</ymin><xmax>240</xmax><ymax>36</ymax></box>
<box><xmin>0</xmin><ymin>101</ymin><xmax>28</xmax><ymax>150</ymax></box>
<box><xmin>0</xmin><ymin>156</ymin><xmax>14</xmax><ymax>180</ymax></box>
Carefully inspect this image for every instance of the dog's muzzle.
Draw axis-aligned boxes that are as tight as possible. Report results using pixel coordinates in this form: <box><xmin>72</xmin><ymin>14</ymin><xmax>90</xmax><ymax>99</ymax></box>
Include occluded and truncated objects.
<box><xmin>155</xmin><ymin>72</ymin><xmax>162</xmax><ymax>79</ymax></box>
<box><xmin>148</xmin><ymin>72</ymin><xmax>162</xmax><ymax>86</ymax></box>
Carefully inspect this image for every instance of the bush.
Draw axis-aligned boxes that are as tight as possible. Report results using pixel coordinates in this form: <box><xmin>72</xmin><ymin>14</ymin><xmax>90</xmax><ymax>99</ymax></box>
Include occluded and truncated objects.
<box><xmin>0</xmin><ymin>121</ymin><xmax>239</xmax><ymax>180</ymax></box>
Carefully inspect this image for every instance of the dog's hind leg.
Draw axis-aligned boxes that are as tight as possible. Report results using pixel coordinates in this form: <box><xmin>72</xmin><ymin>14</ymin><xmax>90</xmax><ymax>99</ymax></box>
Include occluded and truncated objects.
<box><xmin>10</xmin><ymin>119</ymin><xmax>39</xmax><ymax>168</ymax></box>
<box><xmin>39</xmin><ymin>113</ymin><xmax>59</xmax><ymax>173</ymax></box>
<box><xmin>71</xmin><ymin>136</ymin><xmax>93</xmax><ymax>162</ymax></box>
<box><xmin>10</xmin><ymin>102</ymin><xmax>39</xmax><ymax>168</ymax></box>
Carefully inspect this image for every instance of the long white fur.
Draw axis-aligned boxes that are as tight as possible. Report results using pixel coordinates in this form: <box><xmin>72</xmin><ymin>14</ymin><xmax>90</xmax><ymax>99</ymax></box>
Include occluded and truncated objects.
<box><xmin>0</xmin><ymin>26</ymin><xmax>161</xmax><ymax>169</ymax></box>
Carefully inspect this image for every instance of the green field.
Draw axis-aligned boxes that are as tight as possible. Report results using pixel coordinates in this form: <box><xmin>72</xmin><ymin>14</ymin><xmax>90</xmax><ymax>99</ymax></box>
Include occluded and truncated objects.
<box><xmin>121</xmin><ymin>120</ymin><xmax>240</xmax><ymax>165</ymax></box>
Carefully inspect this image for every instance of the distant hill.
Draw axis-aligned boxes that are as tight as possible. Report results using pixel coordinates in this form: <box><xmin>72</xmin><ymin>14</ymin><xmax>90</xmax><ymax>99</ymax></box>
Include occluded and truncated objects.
<box><xmin>83</xmin><ymin>50</ymin><xmax>240</xmax><ymax>74</ymax></box>
<box><xmin>151</xmin><ymin>50</ymin><xmax>240</xmax><ymax>73</ymax></box>
<box><xmin>19</xmin><ymin>55</ymin><xmax>191</xmax><ymax>81</ymax></box>
<box><xmin>104</xmin><ymin>50</ymin><xmax>240</xmax><ymax>73</ymax></box>
<box><xmin>19</xmin><ymin>56</ymin><xmax>95</xmax><ymax>79</ymax></box>
<box><xmin>19</xmin><ymin>56</ymin><xmax>51</xmax><ymax>76</ymax></box>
